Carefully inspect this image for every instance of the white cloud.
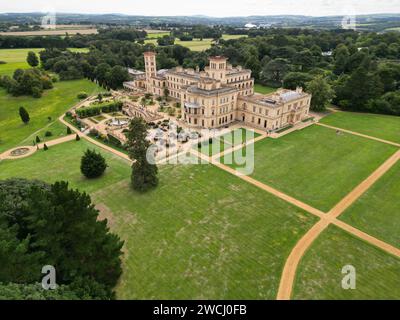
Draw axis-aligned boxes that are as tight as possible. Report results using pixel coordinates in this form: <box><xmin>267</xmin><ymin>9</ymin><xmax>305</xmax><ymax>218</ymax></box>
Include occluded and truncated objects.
<box><xmin>1</xmin><ymin>0</ymin><xmax>399</xmax><ymax>17</ymax></box>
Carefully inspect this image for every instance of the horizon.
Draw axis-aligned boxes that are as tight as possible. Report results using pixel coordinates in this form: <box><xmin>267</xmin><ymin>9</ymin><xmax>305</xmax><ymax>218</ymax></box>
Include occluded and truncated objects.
<box><xmin>2</xmin><ymin>11</ymin><xmax>400</xmax><ymax>18</ymax></box>
<box><xmin>1</xmin><ymin>0</ymin><xmax>400</xmax><ymax>18</ymax></box>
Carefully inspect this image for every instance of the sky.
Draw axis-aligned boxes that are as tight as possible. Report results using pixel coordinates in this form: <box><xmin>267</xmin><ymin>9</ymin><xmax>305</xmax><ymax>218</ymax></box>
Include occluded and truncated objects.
<box><xmin>1</xmin><ymin>0</ymin><xmax>400</xmax><ymax>17</ymax></box>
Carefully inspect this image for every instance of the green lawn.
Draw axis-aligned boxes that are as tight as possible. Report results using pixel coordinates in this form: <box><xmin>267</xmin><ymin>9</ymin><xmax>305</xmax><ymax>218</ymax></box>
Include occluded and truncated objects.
<box><xmin>254</xmin><ymin>84</ymin><xmax>278</xmax><ymax>95</ymax></box>
<box><xmin>0</xmin><ymin>48</ymin><xmax>43</xmax><ymax>76</ymax></box>
<box><xmin>145</xmin><ymin>34</ymin><xmax>243</xmax><ymax>51</ymax></box>
<box><xmin>0</xmin><ymin>79</ymin><xmax>103</xmax><ymax>153</ymax></box>
<box><xmin>320</xmin><ymin>111</ymin><xmax>400</xmax><ymax>144</ymax></box>
<box><xmin>197</xmin><ymin>128</ymin><xmax>260</xmax><ymax>156</ymax></box>
<box><xmin>221</xmin><ymin>125</ymin><xmax>398</xmax><ymax>212</ymax></box>
<box><xmin>293</xmin><ymin>226</ymin><xmax>400</xmax><ymax>299</ymax></box>
<box><xmin>144</xmin><ymin>38</ymin><xmax>214</xmax><ymax>51</ymax></box>
<box><xmin>18</xmin><ymin>119</ymin><xmax>71</xmax><ymax>146</ymax></box>
<box><xmin>146</xmin><ymin>32</ymin><xmax>171</xmax><ymax>39</ymax></box>
<box><xmin>340</xmin><ymin>160</ymin><xmax>400</xmax><ymax>248</ymax></box>
<box><xmin>221</xmin><ymin>34</ymin><xmax>248</xmax><ymax>40</ymax></box>
<box><xmin>0</xmin><ymin>48</ymin><xmax>88</xmax><ymax>76</ymax></box>
<box><xmin>0</xmin><ymin>139</ymin><xmax>317</xmax><ymax>299</ymax></box>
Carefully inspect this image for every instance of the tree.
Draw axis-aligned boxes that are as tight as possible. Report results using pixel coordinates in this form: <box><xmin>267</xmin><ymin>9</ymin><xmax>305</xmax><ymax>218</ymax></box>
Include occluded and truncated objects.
<box><xmin>306</xmin><ymin>76</ymin><xmax>335</xmax><ymax>112</ymax></box>
<box><xmin>43</xmin><ymin>144</ymin><xmax>48</xmax><ymax>151</ymax></box>
<box><xmin>35</xmin><ymin>136</ymin><xmax>41</xmax><ymax>143</ymax></box>
<box><xmin>244</xmin><ymin>55</ymin><xmax>262</xmax><ymax>81</ymax></box>
<box><xmin>27</xmin><ymin>51</ymin><xmax>39</xmax><ymax>67</ymax></box>
<box><xmin>333</xmin><ymin>44</ymin><xmax>350</xmax><ymax>75</ymax></box>
<box><xmin>67</xmin><ymin>126</ymin><xmax>72</xmax><ymax>134</ymax></box>
<box><xmin>0</xmin><ymin>179</ymin><xmax>124</xmax><ymax>299</ymax></box>
<box><xmin>106</xmin><ymin>66</ymin><xmax>129</xmax><ymax>90</ymax></box>
<box><xmin>126</xmin><ymin>118</ymin><xmax>158</xmax><ymax>191</ymax></box>
<box><xmin>81</xmin><ymin>149</ymin><xmax>108</xmax><ymax>179</ymax></box>
<box><xmin>261</xmin><ymin>58</ymin><xmax>289</xmax><ymax>87</ymax></box>
<box><xmin>19</xmin><ymin>106</ymin><xmax>30</xmax><ymax>124</ymax></box>
<box><xmin>283</xmin><ymin>72</ymin><xmax>313</xmax><ymax>90</ymax></box>
<box><xmin>76</xmin><ymin>134</ymin><xmax>81</xmax><ymax>141</ymax></box>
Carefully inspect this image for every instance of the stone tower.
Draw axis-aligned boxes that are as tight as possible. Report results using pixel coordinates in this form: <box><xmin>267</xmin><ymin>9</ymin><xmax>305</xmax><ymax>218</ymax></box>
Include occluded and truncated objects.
<box><xmin>144</xmin><ymin>51</ymin><xmax>157</xmax><ymax>92</ymax></box>
<box><xmin>208</xmin><ymin>56</ymin><xmax>228</xmax><ymax>84</ymax></box>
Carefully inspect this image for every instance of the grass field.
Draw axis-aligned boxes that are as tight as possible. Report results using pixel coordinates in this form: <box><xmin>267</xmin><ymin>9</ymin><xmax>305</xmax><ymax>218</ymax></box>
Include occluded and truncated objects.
<box><xmin>145</xmin><ymin>34</ymin><xmax>244</xmax><ymax>51</ymax></box>
<box><xmin>221</xmin><ymin>125</ymin><xmax>398</xmax><ymax>211</ymax></box>
<box><xmin>0</xmin><ymin>48</ymin><xmax>89</xmax><ymax>76</ymax></box>
<box><xmin>0</xmin><ymin>139</ymin><xmax>318</xmax><ymax>299</ymax></box>
<box><xmin>0</xmin><ymin>79</ymin><xmax>102</xmax><ymax>153</ymax></box>
<box><xmin>197</xmin><ymin>128</ymin><xmax>261</xmax><ymax>156</ymax></box>
<box><xmin>146</xmin><ymin>32</ymin><xmax>171</xmax><ymax>38</ymax></box>
<box><xmin>320</xmin><ymin>111</ymin><xmax>400</xmax><ymax>144</ymax></box>
<box><xmin>254</xmin><ymin>84</ymin><xmax>277</xmax><ymax>95</ymax></box>
<box><xmin>340</xmin><ymin>160</ymin><xmax>400</xmax><ymax>248</ymax></box>
<box><xmin>0</xmin><ymin>48</ymin><xmax>43</xmax><ymax>76</ymax></box>
<box><xmin>292</xmin><ymin>226</ymin><xmax>400</xmax><ymax>299</ymax></box>
<box><xmin>17</xmin><ymin>119</ymin><xmax>71</xmax><ymax>146</ymax></box>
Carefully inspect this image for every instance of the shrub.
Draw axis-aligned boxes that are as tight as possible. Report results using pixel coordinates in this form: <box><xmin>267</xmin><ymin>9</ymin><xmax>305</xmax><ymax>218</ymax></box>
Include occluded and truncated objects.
<box><xmin>36</xmin><ymin>136</ymin><xmax>41</xmax><ymax>143</ymax></box>
<box><xmin>76</xmin><ymin>134</ymin><xmax>81</xmax><ymax>141</ymax></box>
<box><xmin>80</xmin><ymin>149</ymin><xmax>108</xmax><ymax>179</ymax></box>
<box><xmin>43</xmin><ymin>144</ymin><xmax>48</xmax><ymax>151</ymax></box>
<box><xmin>77</xmin><ymin>92</ymin><xmax>88</xmax><ymax>99</ymax></box>
<box><xmin>67</xmin><ymin>126</ymin><xmax>72</xmax><ymax>134</ymax></box>
<box><xmin>44</xmin><ymin>131</ymin><xmax>52</xmax><ymax>137</ymax></box>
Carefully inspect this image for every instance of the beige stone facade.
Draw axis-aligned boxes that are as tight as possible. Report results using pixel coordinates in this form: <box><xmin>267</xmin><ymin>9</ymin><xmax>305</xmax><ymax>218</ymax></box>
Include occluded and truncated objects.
<box><xmin>123</xmin><ymin>52</ymin><xmax>311</xmax><ymax>132</ymax></box>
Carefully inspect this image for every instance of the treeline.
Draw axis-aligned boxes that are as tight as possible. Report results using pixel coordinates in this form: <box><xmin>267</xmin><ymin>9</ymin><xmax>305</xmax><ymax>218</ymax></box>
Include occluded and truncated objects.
<box><xmin>204</xmin><ymin>28</ymin><xmax>400</xmax><ymax>115</ymax></box>
<box><xmin>0</xmin><ymin>28</ymin><xmax>147</xmax><ymax>49</ymax></box>
<box><xmin>0</xmin><ymin>68</ymin><xmax>54</xmax><ymax>98</ymax></box>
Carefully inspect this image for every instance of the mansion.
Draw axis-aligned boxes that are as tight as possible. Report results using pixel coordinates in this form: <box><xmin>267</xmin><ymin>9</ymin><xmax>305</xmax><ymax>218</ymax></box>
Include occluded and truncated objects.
<box><xmin>123</xmin><ymin>52</ymin><xmax>312</xmax><ymax>132</ymax></box>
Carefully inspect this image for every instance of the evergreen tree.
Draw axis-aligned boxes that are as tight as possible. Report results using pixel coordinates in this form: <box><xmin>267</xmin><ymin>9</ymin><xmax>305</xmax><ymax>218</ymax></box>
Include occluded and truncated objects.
<box><xmin>67</xmin><ymin>126</ymin><xmax>72</xmax><ymax>134</ymax></box>
<box><xmin>27</xmin><ymin>51</ymin><xmax>39</xmax><ymax>67</ymax></box>
<box><xmin>36</xmin><ymin>136</ymin><xmax>40</xmax><ymax>143</ymax></box>
<box><xmin>126</xmin><ymin>118</ymin><xmax>158</xmax><ymax>191</ymax></box>
<box><xmin>81</xmin><ymin>149</ymin><xmax>108</xmax><ymax>179</ymax></box>
<box><xmin>0</xmin><ymin>178</ymin><xmax>124</xmax><ymax>299</ymax></box>
<box><xmin>43</xmin><ymin>144</ymin><xmax>48</xmax><ymax>151</ymax></box>
<box><xmin>76</xmin><ymin>134</ymin><xmax>81</xmax><ymax>141</ymax></box>
<box><xmin>19</xmin><ymin>106</ymin><xmax>30</xmax><ymax>124</ymax></box>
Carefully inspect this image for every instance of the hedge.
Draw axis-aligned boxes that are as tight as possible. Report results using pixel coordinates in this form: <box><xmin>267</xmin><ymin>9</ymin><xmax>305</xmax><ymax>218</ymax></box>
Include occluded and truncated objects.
<box><xmin>76</xmin><ymin>102</ymin><xmax>123</xmax><ymax>118</ymax></box>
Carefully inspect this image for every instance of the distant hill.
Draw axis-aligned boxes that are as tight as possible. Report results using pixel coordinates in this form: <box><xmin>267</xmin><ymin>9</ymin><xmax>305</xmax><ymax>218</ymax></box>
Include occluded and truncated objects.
<box><xmin>1</xmin><ymin>12</ymin><xmax>400</xmax><ymax>32</ymax></box>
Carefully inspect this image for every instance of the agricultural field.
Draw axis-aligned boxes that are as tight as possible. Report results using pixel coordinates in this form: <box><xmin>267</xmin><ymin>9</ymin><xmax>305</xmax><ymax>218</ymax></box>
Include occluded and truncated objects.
<box><xmin>292</xmin><ymin>226</ymin><xmax>400</xmax><ymax>299</ymax></box>
<box><xmin>340</xmin><ymin>160</ymin><xmax>400</xmax><ymax>247</ymax></box>
<box><xmin>0</xmin><ymin>79</ymin><xmax>103</xmax><ymax>153</ymax></box>
<box><xmin>0</xmin><ymin>139</ymin><xmax>318</xmax><ymax>299</ymax></box>
<box><xmin>320</xmin><ymin>111</ymin><xmax>400</xmax><ymax>144</ymax></box>
<box><xmin>221</xmin><ymin>125</ymin><xmax>398</xmax><ymax>211</ymax></box>
<box><xmin>0</xmin><ymin>29</ymin><xmax>98</xmax><ymax>36</ymax></box>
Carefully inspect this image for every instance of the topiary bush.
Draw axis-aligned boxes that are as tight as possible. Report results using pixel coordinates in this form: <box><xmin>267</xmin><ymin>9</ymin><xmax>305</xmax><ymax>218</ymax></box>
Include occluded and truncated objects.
<box><xmin>80</xmin><ymin>149</ymin><xmax>108</xmax><ymax>179</ymax></box>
